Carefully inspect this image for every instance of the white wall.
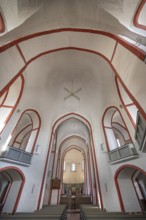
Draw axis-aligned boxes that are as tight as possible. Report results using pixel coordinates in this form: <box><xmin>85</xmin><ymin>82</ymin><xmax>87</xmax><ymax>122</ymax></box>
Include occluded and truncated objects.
<box><xmin>2</xmin><ymin>180</ymin><xmax>21</xmax><ymax>213</ymax></box>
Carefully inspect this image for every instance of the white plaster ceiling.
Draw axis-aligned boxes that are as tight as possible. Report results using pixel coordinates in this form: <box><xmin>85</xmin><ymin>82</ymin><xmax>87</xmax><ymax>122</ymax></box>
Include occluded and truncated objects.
<box><xmin>23</xmin><ymin>50</ymin><xmax>119</xmax><ymax>116</ymax></box>
<box><xmin>0</xmin><ymin>0</ymin><xmax>146</xmax><ymax>43</ymax></box>
<box><xmin>0</xmin><ymin>1</ymin><xmax>146</xmax><ymax>150</ymax></box>
<box><xmin>57</xmin><ymin>118</ymin><xmax>90</xmax><ymax>146</ymax></box>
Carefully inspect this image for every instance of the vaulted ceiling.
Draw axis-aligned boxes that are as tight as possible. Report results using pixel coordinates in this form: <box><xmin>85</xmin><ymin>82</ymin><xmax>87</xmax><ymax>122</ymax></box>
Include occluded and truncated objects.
<box><xmin>0</xmin><ymin>0</ymin><xmax>146</xmax><ymax>144</ymax></box>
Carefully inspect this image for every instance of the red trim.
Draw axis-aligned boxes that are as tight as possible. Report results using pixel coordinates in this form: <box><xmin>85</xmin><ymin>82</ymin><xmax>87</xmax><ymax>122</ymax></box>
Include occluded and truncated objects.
<box><xmin>1</xmin><ymin>105</ymin><xmax>13</xmax><ymax>108</ymax></box>
<box><xmin>0</xmin><ymin>28</ymin><xmax>145</xmax><ymax>59</ymax></box>
<box><xmin>133</xmin><ymin>0</ymin><xmax>146</xmax><ymax>30</ymax></box>
<box><xmin>12</xmin><ymin>124</ymin><xmax>32</xmax><ymax>146</ymax></box>
<box><xmin>87</xmin><ymin>149</ymin><xmax>93</xmax><ymax>201</ymax></box>
<box><xmin>51</xmin><ymin>132</ymin><xmax>57</xmax><ymax>179</ymax></box>
<box><xmin>55</xmin><ymin>135</ymin><xmax>86</xmax><ymax>177</ymax></box>
<box><xmin>102</xmin><ymin>106</ymin><xmax>133</xmax><ymax>152</ymax></box>
<box><xmin>112</xmin><ymin>122</ymin><xmax>128</xmax><ymax>142</ymax></box>
<box><xmin>131</xmin><ymin>171</ymin><xmax>143</xmax><ymax>212</ymax></box>
<box><xmin>0</xmin><ymin>75</ymin><xmax>25</xmax><ymax>135</ymax></box>
<box><xmin>111</xmin><ymin>41</ymin><xmax>118</xmax><ymax>62</ymax></box>
<box><xmin>1</xmin><ymin>46</ymin><xmax>145</xmax><ymax>124</ymax></box>
<box><xmin>59</xmin><ymin>145</ymin><xmax>87</xmax><ymax>199</ymax></box>
<box><xmin>112</xmin><ymin>127</ymin><xmax>126</xmax><ymax>142</ymax></box>
<box><xmin>112</xmin><ymin>64</ymin><xmax>146</xmax><ymax>121</ymax></box>
<box><xmin>16</xmin><ymin>44</ymin><xmax>27</xmax><ymax>64</ymax></box>
<box><xmin>114</xmin><ymin>164</ymin><xmax>146</xmax><ymax>213</ymax></box>
<box><xmin>125</xmin><ymin>103</ymin><xmax>134</xmax><ymax>107</ymax></box>
<box><xmin>112</xmin><ymin>122</ymin><xmax>126</xmax><ymax>130</ymax></box>
<box><xmin>10</xmin><ymin>109</ymin><xmax>41</xmax><ymax>154</ymax></box>
<box><xmin>136</xmin><ymin>178</ymin><xmax>145</xmax><ymax>200</ymax></box>
<box><xmin>28</xmin><ymin>47</ymin><xmax>146</xmax><ymax>122</ymax></box>
<box><xmin>0</xmin><ymin>13</ymin><xmax>5</xmax><ymax>33</ymax></box>
<box><xmin>25</xmin><ymin>113</ymin><xmax>34</xmax><ymax>128</ymax></box>
<box><xmin>52</xmin><ymin>137</ymin><xmax>92</xmax><ymax>205</ymax></box>
<box><xmin>37</xmin><ymin>112</ymin><xmax>103</xmax><ymax>210</ymax></box>
<box><xmin>0</xmin><ymin>166</ymin><xmax>25</xmax><ymax>214</ymax></box>
<box><xmin>115</xmin><ymin>76</ymin><xmax>136</xmax><ymax>128</ymax></box>
<box><xmin>19</xmin><ymin>130</ymin><xmax>32</xmax><ymax>149</ymax></box>
<box><xmin>32</xmin><ymin>127</ymin><xmax>39</xmax><ymax>131</ymax></box>
<box><xmin>0</xmin><ymin>172</ymin><xmax>12</xmax><ymax>207</ymax></box>
<box><xmin>0</xmin><ymin>90</ymin><xmax>9</xmax><ymax>107</ymax></box>
<box><xmin>104</xmin><ymin>126</ymin><xmax>112</xmax><ymax>129</ymax></box>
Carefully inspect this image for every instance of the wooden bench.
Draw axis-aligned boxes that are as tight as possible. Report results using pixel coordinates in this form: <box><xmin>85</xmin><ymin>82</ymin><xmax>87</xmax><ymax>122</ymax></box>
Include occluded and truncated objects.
<box><xmin>0</xmin><ymin>205</ymin><xmax>67</xmax><ymax>220</ymax></box>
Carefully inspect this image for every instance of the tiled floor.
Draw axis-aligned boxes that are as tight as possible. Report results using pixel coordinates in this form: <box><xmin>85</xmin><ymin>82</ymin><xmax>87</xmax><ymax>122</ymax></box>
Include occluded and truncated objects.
<box><xmin>67</xmin><ymin>209</ymin><xmax>80</xmax><ymax>220</ymax></box>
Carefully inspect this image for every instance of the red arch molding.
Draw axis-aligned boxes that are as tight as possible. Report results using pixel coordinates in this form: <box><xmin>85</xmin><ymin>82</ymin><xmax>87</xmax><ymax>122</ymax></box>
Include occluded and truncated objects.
<box><xmin>50</xmin><ymin>145</ymin><xmax>88</xmax><ymax>205</ymax></box>
<box><xmin>60</xmin><ymin>146</ymin><xmax>88</xmax><ymax>195</ymax></box>
<box><xmin>0</xmin><ymin>75</ymin><xmax>24</xmax><ymax>135</ymax></box>
<box><xmin>0</xmin><ymin>12</ymin><xmax>5</xmax><ymax>33</ymax></box>
<box><xmin>52</xmin><ymin>117</ymin><xmax>98</xmax><ymax>204</ymax></box>
<box><xmin>133</xmin><ymin>0</ymin><xmax>146</xmax><ymax>30</ymax></box>
<box><xmin>55</xmin><ymin>135</ymin><xmax>87</xmax><ymax>177</ymax></box>
<box><xmin>114</xmin><ymin>164</ymin><xmax>146</xmax><ymax>212</ymax></box>
<box><xmin>51</xmin><ymin>135</ymin><xmax>86</xmax><ymax>178</ymax></box>
<box><xmin>0</xmin><ymin>166</ymin><xmax>25</xmax><ymax>214</ymax></box>
<box><xmin>37</xmin><ymin>112</ymin><xmax>103</xmax><ymax>210</ymax></box>
<box><xmin>54</xmin><ymin>135</ymin><xmax>91</xmax><ymax>197</ymax></box>
<box><xmin>102</xmin><ymin>106</ymin><xmax>133</xmax><ymax>152</ymax></box>
<box><xmin>10</xmin><ymin>109</ymin><xmax>41</xmax><ymax>153</ymax></box>
<box><xmin>131</xmin><ymin>171</ymin><xmax>143</xmax><ymax>212</ymax></box>
<box><xmin>0</xmin><ymin>28</ymin><xmax>145</xmax><ymax>59</ymax></box>
<box><xmin>47</xmin><ymin>115</ymin><xmax>99</xmax><ymax>205</ymax></box>
<box><xmin>115</xmin><ymin>76</ymin><xmax>136</xmax><ymax>128</ymax></box>
<box><xmin>1</xmin><ymin>45</ymin><xmax>145</xmax><ymax>124</ymax></box>
<box><xmin>0</xmin><ymin>171</ymin><xmax>12</xmax><ymax>210</ymax></box>
<box><xmin>58</xmin><ymin>144</ymin><xmax>86</xmax><ymax>184</ymax></box>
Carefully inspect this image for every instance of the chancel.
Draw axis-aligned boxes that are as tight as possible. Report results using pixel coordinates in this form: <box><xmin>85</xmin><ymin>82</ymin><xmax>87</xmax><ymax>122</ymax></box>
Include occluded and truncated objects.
<box><xmin>0</xmin><ymin>1</ymin><xmax>146</xmax><ymax>220</ymax></box>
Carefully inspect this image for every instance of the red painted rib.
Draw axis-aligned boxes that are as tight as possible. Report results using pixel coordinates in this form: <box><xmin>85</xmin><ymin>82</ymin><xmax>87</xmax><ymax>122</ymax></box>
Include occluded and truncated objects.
<box><xmin>0</xmin><ymin>13</ymin><xmax>5</xmax><ymax>33</ymax></box>
<box><xmin>133</xmin><ymin>0</ymin><xmax>146</xmax><ymax>30</ymax></box>
<box><xmin>0</xmin><ymin>28</ymin><xmax>145</xmax><ymax>60</ymax></box>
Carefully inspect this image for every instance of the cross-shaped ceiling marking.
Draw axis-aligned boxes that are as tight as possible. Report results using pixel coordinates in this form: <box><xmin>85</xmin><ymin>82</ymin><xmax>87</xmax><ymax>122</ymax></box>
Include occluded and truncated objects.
<box><xmin>64</xmin><ymin>81</ymin><xmax>82</xmax><ymax>101</ymax></box>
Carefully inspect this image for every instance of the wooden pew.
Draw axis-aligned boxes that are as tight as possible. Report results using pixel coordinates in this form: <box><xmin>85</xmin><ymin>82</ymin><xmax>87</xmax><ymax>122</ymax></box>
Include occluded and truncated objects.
<box><xmin>0</xmin><ymin>205</ymin><xmax>67</xmax><ymax>220</ymax></box>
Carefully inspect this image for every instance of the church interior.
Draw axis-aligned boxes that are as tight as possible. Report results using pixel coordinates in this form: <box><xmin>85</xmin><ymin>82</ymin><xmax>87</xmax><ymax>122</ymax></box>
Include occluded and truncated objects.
<box><xmin>0</xmin><ymin>0</ymin><xmax>146</xmax><ymax>219</ymax></box>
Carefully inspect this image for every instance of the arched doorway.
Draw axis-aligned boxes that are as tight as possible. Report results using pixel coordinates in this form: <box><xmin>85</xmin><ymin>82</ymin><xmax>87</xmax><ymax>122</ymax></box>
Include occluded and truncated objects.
<box><xmin>0</xmin><ymin>167</ymin><xmax>25</xmax><ymax>214</ymax></box>
<box><xmin>62</xmin><ymin>147</ymin><xmax>85</xmax><ymax>196</ymax></box>
<box><xmin>40</xmin><ymin>113</ymin><xmax>102</xmax><ymax>209</ymax></box>
<box><xmin>115</xmin><ymin>165</ymin><xmax>146</xmax><ymax>212</ymax></box>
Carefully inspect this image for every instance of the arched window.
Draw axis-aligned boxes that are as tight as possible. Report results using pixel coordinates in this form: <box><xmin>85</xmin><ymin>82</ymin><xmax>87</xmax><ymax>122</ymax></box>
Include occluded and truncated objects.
<box><xmin>8</xmin><ymin>109</ymin><xmax>41</xmax><ymax>153</ymax></box>
<box><xmin>115</xmin><ymin>77</ymin><xmax>138</xmax><ymax>127</ymax></box>
<box><xmin>81</xmin><ymin>160</ymin><xmax>84</xmax><ymax>171</ymax></box>
<box><xmin>0</xmin><ymin>109</ymin><xmax>41</xmax><ymax>165</ymax></box>
<box><xmin>102</xmin><ymin>106</ymin><xmax>132</xmax><ymax>151</ymax></box>
<box><xmin>0</xmin><ymin>76</ymin><xmax>24</xmax><ymax>134</ymax></box>
<box><xmin>63</xmin><ymin>160</ymin><xmax>66</xmax><ymax>171</ymax></box>
<box><xmin>102</xmin><ymin>107</ymin><xmax>138</xmax><ymax>163</ymax></box>
<box><xmin>71</xmin><ymin>162</ymin><xmax>77</xmax><ymax>172</ymax></box>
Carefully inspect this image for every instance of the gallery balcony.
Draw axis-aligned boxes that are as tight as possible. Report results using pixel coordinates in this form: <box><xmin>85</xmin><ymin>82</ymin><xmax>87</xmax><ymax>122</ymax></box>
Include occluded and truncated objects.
<box><xmin>0</xmin><ymin>146</ymin><xmax>32</xmax><ymax>166</ymax></box>
<box><xmin>108</xmin><ymin>143</ymin><xmax>139</xmax><ymax>164</ymax></box>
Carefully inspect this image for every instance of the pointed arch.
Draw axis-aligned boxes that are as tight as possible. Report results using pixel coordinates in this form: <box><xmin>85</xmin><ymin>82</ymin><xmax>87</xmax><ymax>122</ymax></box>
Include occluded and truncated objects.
<box><xmin>0</xmin><ymin>166</ymin><xmax>25</xmax><ymax>214</ymax></box>
<box><xmin>115</xmin><ymin>164</ymin><xmax>146</xmax><ymax>212</ymax></box>
<box><xmin>9</xmin><ymin>109</ymin><xmax>41</xmax><ymax>153</ymax></box>
<box><xmin>102</xmin><ymin>106</ymin><xmax>132</xmax><ymax>151</ymax></box>
<box><xmin>0</xmin><ymin>75</ymin><xmax>24</xmax><ymax>134</ymax></box>
<box><xmin>37</xmin><ymin>112</ymin><xmax>103</xmax><ymax>210</ymax></box>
